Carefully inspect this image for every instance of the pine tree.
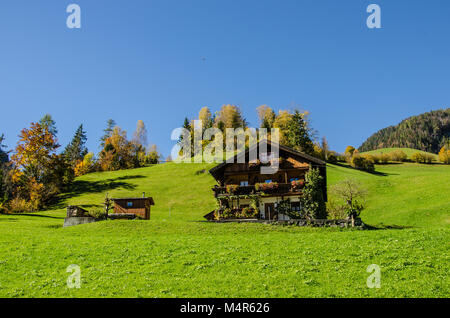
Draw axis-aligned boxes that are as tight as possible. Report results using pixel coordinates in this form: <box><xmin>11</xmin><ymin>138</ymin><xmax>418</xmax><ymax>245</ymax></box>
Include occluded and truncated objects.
<box><xmin>0</xmin><ymin>134</ymin><xmax>8</xmax><ymax>164</ymax></box>
<box><xmin>64</xmin><ymin>124</ymin><xmax>88</xmax><ymax>167</ymax></box>
<box><xmin>100</xmin><ymin>119</ymin><xmax>116</xmax><ymax>148</ymax></box>
<box><xmin>179</xmin><ymin>117</ymin><xmax>191</xmax><ymax>143</ymax></box>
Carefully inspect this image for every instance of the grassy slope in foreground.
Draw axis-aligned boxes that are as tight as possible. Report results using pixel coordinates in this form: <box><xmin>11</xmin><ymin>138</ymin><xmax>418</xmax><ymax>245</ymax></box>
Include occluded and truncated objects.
<box><xmin>360</xmin><ymin>147</ymin><xmax>438</xmax><ymax>160</ymax></box>
<box><xmin>0</xmin><ymin>162</ymin><xmax>448</xmax><ymax>297</ymax></box>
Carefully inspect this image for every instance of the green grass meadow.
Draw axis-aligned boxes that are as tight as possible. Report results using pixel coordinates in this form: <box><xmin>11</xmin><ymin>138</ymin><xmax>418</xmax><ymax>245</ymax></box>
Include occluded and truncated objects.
<box><xmin>360</xmin><ymin>147</ymin><xmax>439</xmax><ymax>160</ymax></box>
<box><xmin>0</xmin><ymin>160</ymin><xmax>449</xmax><ymax>297</ymax></box>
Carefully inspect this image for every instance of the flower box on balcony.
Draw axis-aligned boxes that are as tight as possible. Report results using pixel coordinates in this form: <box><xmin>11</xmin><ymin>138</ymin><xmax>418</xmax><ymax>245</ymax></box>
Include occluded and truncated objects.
<box><xmin>255</xmin><ymin>182</ymin><xmax>279</xmax><ymax>192</ymax></box>
<box><xmin>291</xmin><ymin>180</ymin><xmax>304</xmax><ymax>191</ymax></box>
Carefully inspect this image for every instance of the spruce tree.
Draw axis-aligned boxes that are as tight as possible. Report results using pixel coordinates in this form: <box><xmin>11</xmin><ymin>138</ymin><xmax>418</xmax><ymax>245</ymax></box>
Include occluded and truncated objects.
<box><xmin>64</xmin><ymin>124</ymin><xmax>88</xmax><ymax>166</ymax></box>
<box><xmin>0</xmin><ymin>134</ymin><xmax>8</xmax><ymax>164</ymax></box>
<box><xmin>100</xmin><ymin>119</ymin><xmax>116</xmax><ymax>148</ymax></box>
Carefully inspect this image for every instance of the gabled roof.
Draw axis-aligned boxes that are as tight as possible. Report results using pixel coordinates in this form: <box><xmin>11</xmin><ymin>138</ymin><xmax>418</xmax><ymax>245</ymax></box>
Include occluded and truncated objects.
<box><xmin>209</xmin><ymin>139</ymin><xmax>325</xmax><ymax>180</ymax></box>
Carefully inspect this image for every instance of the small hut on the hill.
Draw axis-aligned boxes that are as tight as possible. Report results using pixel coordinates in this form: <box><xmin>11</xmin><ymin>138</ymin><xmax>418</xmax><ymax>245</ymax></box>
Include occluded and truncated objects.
<box><xmin>110</xmin><ymin>194</ymin><xmax>155</xmax><ymax>220</ymax></box>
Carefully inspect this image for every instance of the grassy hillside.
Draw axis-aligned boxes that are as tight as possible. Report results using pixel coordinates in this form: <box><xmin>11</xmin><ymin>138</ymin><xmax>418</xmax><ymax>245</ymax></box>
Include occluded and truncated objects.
<box><xmin>0</xmin><ymin>162</ymin><xmax>448</xmax><ymax>297</ymax></box>
<box><xmin>59</xmin><ymin>163</ymin><xmax>218</xmax><ymax>221</ymax></box>
<box><xmin>360</xmin><ymin>148</ymin><xmax>438</xmax><ymax>160</ymax></box>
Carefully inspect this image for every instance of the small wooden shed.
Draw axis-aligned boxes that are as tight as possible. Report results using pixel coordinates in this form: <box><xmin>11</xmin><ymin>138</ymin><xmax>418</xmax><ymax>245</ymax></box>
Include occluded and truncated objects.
<box><xmin>111</xmin><ymin>196</ymin><xmax>155</xmax><ymax>220</ymax></box>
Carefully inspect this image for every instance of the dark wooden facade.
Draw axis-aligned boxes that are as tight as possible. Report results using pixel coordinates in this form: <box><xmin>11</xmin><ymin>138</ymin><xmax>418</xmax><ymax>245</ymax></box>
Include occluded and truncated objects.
<box><xmin>208</xmin><ymin>140</ymin><xmax>327</xmax><ymax>220</ymax></box>
<box><xmin>210</xmin><ymin>140</ymin><xmax>327</xmax><ymax>200</ymax></box>
<box><xmin>111</xmin><ymin>197</ymin><xmax>155</xmax><ymax>220</ymax></box>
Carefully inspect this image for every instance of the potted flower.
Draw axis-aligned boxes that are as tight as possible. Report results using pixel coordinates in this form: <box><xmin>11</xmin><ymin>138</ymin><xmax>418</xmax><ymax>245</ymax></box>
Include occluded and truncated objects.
<box><xmin>291</xmin><ymin>180</ymin><xmax>304</xmax><ymax>191</ymax></box>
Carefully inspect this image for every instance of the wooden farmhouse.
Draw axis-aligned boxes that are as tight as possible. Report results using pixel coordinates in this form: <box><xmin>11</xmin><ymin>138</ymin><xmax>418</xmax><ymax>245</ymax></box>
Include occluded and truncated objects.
<box><xmin>208</xmin><ymin>140</ymin><xmax>327</xmax><ymax>221</ymax></box>
<box><xmin>111</xmin><ymin>196</ymin><xmax>155</xmax><ymax>220</ymax></box>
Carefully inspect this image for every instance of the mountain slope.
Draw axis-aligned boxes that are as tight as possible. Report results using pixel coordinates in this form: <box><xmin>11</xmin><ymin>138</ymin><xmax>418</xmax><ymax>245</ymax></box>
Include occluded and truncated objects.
<box><xmin>0</xmin><ymin>162</ymin><xmax>448</xmax><ymax>297</ymax></box>
<box><xmin>48</xmin><ymin>161</ymin><xmax>450</xmax><ymax>228</ymax></box>
<box><xmin>359</xmin><ymin>108</ymin><xmax>450</xmax><ymax>153</ymax></box>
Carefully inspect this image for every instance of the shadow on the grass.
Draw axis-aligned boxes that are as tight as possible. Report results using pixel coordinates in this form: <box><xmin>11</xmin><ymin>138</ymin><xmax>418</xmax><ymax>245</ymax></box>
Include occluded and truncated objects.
<box><xmin>330</xmin><ymin>162</ymin><xmax>397</xmax><ymax>177</ymax></box>
<box><xmin>51</xmin><ymin>174</ymin><xmax>146</xmax><ymax>209</ymax></box>
<box><xmin>364</xmin><ymin>223</ymin><xmax>413</xmax><ymax>230</ymax></box>
<box><xmin>0</xmin><ymin>213</ymin><xmax>64</xmax><ymax>219</ymax></box>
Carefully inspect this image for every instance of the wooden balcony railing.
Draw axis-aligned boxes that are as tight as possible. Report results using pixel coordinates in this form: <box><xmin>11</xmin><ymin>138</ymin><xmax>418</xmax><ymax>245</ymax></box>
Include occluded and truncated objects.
<box><xmin>212</xmin><ymin>183</ymin><xmax>303</xmax><ymax>197</ymax></box>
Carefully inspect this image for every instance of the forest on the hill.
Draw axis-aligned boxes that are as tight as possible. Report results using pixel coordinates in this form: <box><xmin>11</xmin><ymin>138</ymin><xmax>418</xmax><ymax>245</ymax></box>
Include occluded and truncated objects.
<box><xmin>359</xmin><ymin>108</ymin><xmax>450</xmax><ymax>153</ymax></box>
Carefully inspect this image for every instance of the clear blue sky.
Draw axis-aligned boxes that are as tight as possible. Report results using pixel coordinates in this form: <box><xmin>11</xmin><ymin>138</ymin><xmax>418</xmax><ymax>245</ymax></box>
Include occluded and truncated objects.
<box><xmin>0</xmin><ymin>0</ymin><xmax>449</xmax><ymax>157</ymax></box>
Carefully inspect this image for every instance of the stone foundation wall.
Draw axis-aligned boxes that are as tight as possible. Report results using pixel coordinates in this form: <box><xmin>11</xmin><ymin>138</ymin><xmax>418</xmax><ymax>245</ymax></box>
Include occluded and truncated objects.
<box><xmin>281</xmin><ymin>218</ymin><xmax>363</xmax><ymax>228</ymax></box>
<box><xmin>211</xmin><ymin>218</ymin><xmax>364</xmax><ymax>228</ymax></box>
<box><xmin>63</xmin><ymin>217</ymin><xmax>97</xmax><ymax>227</ymax></box>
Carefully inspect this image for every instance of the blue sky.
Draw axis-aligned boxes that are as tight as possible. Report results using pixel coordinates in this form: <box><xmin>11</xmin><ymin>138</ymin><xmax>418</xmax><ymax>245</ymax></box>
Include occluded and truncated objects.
<box><xmin>0</xmin><ymin>0</ymin><xmax>449</xmax><ymax>157</ymax></box>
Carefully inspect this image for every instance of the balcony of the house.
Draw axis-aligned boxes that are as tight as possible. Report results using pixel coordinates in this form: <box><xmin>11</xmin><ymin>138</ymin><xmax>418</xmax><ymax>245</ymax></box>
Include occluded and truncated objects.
<box><xmin>212</xmin><ymin>181</ymin><xmax>304</xmax><ymax>198</ymax></box>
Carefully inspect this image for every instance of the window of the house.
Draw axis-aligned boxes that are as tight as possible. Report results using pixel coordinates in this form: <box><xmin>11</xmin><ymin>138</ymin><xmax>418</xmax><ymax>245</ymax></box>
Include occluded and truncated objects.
<box><xmin>240</xmin><ymin>181</ymin><xmax>249</xmax><ymax>186</ymax></box>
<box><xmin>265</xmin><ymin>179</ymin><xmax>272</xmax><ymax>183</ymax></box>
<box><xmin>290</xmin><ymin>178</ymin><xmax>299</xmax><ymax>182</ymax></box>
<box><xmin>127</xmin><ymin>202</ymin><xmax>133</xmax><ymax>207</ymax></box>
<box><xmin>291</xmin><ymin>202</ymin><xmax>301</xmax><ymax>212</ymax></box>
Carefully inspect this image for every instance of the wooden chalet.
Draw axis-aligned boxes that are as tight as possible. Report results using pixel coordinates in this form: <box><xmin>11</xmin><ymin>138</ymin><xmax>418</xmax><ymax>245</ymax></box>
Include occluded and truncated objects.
<box><xmin>209</xmin><ymin>140</ymin><xmax>326</xmax><ymax>221</ymax></box>
<box><xmin>111</xmin><ymin>194</ymin><xmax>155</xmax><ymax>220</ymax></box>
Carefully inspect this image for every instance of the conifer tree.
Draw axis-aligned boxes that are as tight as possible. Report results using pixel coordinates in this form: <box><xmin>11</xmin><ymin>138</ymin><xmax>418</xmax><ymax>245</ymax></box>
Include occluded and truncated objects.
<box><xmin>64</xmin><ymin>124</ymin><xmax>88</xmax><ymax>167</ymax></box>
<box><xmin>100</xmin><ymin>119</ymin><xmax>116</xmax><ymax>148</ymax></box>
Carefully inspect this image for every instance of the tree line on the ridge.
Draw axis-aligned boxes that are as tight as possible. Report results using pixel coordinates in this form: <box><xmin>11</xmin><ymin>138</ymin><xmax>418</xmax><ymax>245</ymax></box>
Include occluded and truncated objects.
<box><xmin>358</xmin><ymin>108</ymin><xmax>450</xmax><ymax>154</ymax></box>
<box><xmin>0</xmin><ymin>116</ymin><xmax>161</xmax><ymax>213</ymax></box>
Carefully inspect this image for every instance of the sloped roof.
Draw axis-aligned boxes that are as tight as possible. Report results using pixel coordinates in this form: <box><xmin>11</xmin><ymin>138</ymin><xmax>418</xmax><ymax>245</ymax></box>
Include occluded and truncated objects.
<box><xmin>209</xmin><ymin>139</ymin><xmax>325</xmax><ymax>180</ymax></box>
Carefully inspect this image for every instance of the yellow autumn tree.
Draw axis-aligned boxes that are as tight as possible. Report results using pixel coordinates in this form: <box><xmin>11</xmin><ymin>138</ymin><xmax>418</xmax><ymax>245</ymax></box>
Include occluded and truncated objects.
<box><xmin>11</xmin><ymin>122</ymin><xmax>60</xmax><ymax>211</ymax></box>
<box><xmin>99</xmin><ymin>127</ymin><xmax>136</xmax><ymax>171</ymax></box>
<box><xmin>256</xmin><ymin>105</ymin><xmax>276</xmax><ymax>129</ymax></box>
<box><xmin>198</xmin><ymin>107</ymin><xmax>213</xmax><ymax>129</ymax></box>
<box><xmin>214</xmin><ymin>104</ymin><xmax>247</xmax><ymax>129</ymax></box>
<box><xmin>439</xmin><ymin>146</ymin><xmax>450</xmax><ymax>164</ymax></box>
<box><xmin>74</xmin><ymin>152</ymin><xmax>95</xmax><ymax>176</ymax></box>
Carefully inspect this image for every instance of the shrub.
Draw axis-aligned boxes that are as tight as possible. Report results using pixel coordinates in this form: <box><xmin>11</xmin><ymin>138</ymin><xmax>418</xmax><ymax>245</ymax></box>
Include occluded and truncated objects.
<box><xmin>241</xmin><ymin>207</ymin><xmax>257</xmax><ymax>218</ymax></box>
<box><xmin>363</xmin><ymin>154</ymin><xmax>378</xmax><ymax>164</ymax></box>
<box><xmin>301</xmin><ymin>168</ymin><xmax>327</xmax><ymax>219</ymax></box>
<box><xmin>370</xmin><ymin>154</ymin><xmax>381</xmax><ymax>164</ymax></box>
<box><xmin>411</xmin><ymin>152</ymin><xmax>434</xmax><ymax>164</ymax></box>
<box><xmin>88</xmin><ymin>209</ymin><xmax>107</xmax><ymax>220</ymax></box>
<box><xmin>222</xmin><ymin>208</ymin><xmax>234</xmax><ymax>219</ymax></box>
<box><xmin>277</xmin><ymin>199</ymin><xmax>296</xmax><ymax>218</ymax></box>
<box><xmin>327</xmin><ymin>153</ymin><xmax>338</xmax><ymax>164</ymax></box>
<box><xmin>336</xmin><ymin>154</ymin><xmax>347</xmax><ymax>162</ymax></box>
<box><xmin>388</xmin><ymin>150</ymin><xmax>407</xmax><ymax>162</ymax></box>
<box><xmin>379</xmin><ymin>153</ymin><xmax>390</xmax><ymax>164</ymax></box>
<box><xmin>350</xmin><ymin>155</ymin><xmax>375</xmax><ymax>172</ymax></box>
<box><xmin>326</xmin><ymin>197</ymin><xmax>347</xmax><ymax>220</ymax></box>
<box><xmin>226</xmin><ymin>184</ymin><xmax>239</xmax><ymax>194</ymax></box>
<box><xmin>8</xmin><ymin>197</ymin><xmax>31</xmax><ymax>213</ymax></box>
<box><xmin>0</xmin><ymin>201</ymin><xmax>6</xmax><ymax>214</ymax></box>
